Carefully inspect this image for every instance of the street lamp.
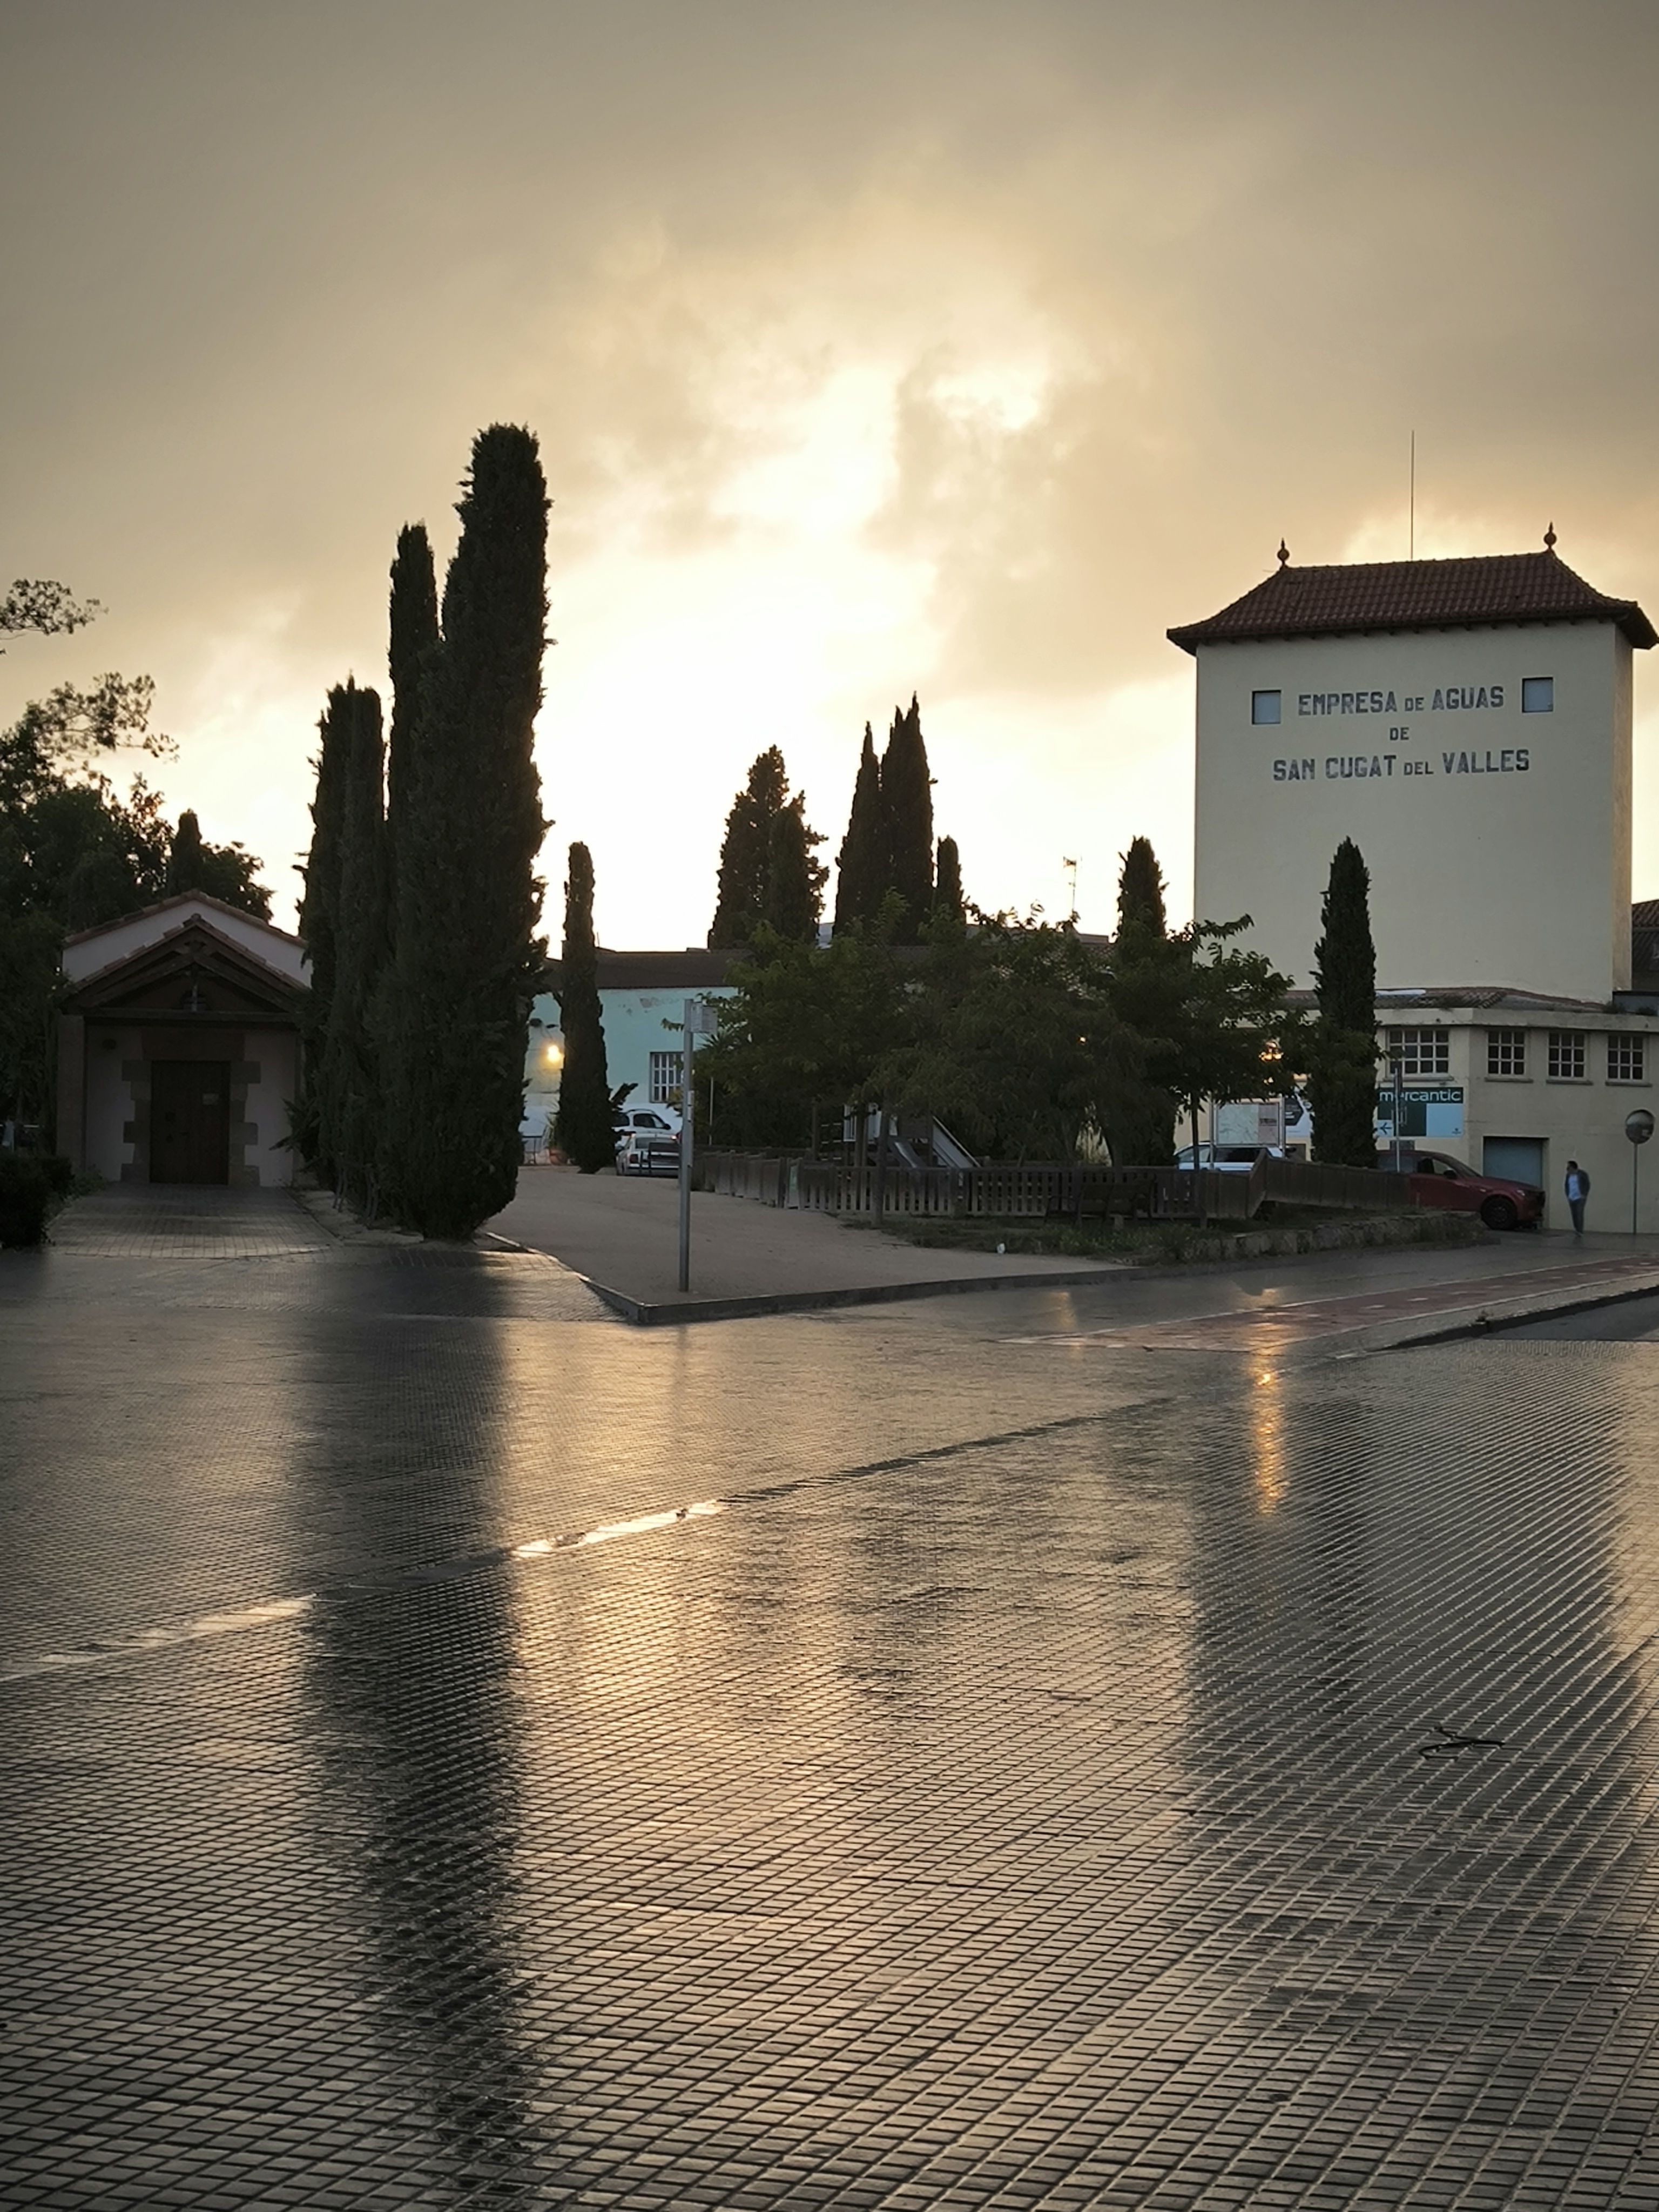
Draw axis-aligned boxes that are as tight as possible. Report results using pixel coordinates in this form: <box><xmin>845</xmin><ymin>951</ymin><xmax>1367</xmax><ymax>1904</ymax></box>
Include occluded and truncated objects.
<box><xmin>678</xmin><ymin>999</ymin><xmax>718</xmax><ymax>1292</ymax></box>
<box><xmin>1625</xmin><ymin>1107</ymin><xmax>1654</xmax><ymax>1236</ymax></box>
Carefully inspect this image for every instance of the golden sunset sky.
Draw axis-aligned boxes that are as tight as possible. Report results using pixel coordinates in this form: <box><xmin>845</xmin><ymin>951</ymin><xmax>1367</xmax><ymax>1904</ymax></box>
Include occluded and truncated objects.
<box><xmin>4</xmin><ymin>1</ymin><xmax>1658</xmax><ymax>944</ymax></box>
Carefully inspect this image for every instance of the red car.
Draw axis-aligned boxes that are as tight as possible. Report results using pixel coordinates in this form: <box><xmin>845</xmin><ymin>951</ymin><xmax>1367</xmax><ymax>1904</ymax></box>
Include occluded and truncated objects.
<box><xmin>1384</xmin><ymin>1148</ymin><xmax>1546</xmax><ymax>1231</ymax></box>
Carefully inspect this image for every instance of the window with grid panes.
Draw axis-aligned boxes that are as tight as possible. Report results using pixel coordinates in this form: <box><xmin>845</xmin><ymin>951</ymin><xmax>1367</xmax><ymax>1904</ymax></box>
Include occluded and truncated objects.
<box><xmin>649</xmin><ymin>1050</ymin><xmax>681</xmax><ymax>1103</ymax></box>
<box><xmin>1384</xmin><ymin>1027</ymin><xmax>1449</xmax><ymax>1077</ymax></box>
<box><xmin>1608</xmin><ymin>1035</ymin><xmax>1647</xmax><ymax>1083</ymax></box>
<box><xmin>1547</xmin><ymin>1030</ymin><xmax>1587</xmax><ymax>1080</ymax></box>
<box><xmin>1486</xmin><ymin>1028</ymin><xmax>1526</xmax><ymax>1077</ymax></box>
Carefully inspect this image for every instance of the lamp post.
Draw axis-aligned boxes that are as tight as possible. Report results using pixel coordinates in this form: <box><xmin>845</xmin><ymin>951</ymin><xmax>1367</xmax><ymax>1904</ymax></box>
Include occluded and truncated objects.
<box><xmin>678</xmin><ymin>999</ymin><xmax>717</xmax><ymax>1292</ymax></box>
<box><xmin>1387</xmin><ymin>1050</ymin><xmax>1405</xmax><ymax>1174</ymax></box>
<box><xmin>1625</xmin><ymin>1108</ymin><xmax>1654</xmax><ymax>1236</ymax></box>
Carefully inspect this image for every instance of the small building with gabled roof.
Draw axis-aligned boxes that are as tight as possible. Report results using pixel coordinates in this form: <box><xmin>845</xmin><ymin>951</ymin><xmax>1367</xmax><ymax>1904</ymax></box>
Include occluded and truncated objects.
<box><xmin>1169</xmin><ymin>541</ymin><xmax>1655</xmax><ymax>1005</ymax></box>
<box><xmin>56</xmin><ymin>894</ymin><xmax>309</xmax><ymax>1185</ymax></box>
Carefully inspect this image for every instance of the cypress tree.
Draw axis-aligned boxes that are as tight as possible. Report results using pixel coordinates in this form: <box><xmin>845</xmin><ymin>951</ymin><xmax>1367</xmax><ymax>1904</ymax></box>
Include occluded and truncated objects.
<box><xmin>552</xmin><ymin>843</ymin><xmax>615</xmax><ymax>1172</ymax></box>
<box><xmin>1117</xmin><ymin>835</ymin><xmax>1167</xmax><ymax>935</ymax></box>
<box><xmin>709</xmin><ymin>747</ymin><xmax>788</xmax><ymax>948</ymax></box>
<box><xmin>383</xmin><ymin>424</ymin><xmax>549</xmax><ymax>1237</ymax></box>
<box><xmin>763</xmin><ymin>796</ymin><xmax>827</xmax><ymax>941</ymax></box>
<box><xmin>166</xmin><ymin>810</ymin><xmax>207</xmax><ymax>896</ymax></box>
<box><xmin>833</xmin><ymin>723</ymin><xmax>885</xmax><ymax>933</ymax></box>
<box><xmin>880</xmin><ymin>694</ymin><xmax>934</xmax><ymax>940</ymax></box>
<box><xmin>385</xmin><ymin>523</ymin><xmax>439</xmax><ymax>916</ymax></box>
<box><xmin>932</xmin><ymin>835</ymin><xmax>965</xmax><ymax>927</ymax></box>
<box><xmin>1309</xmin><ymin>839</ymin><xmax>1379</xmax><ymax>1166</ymax></box>
<box><xmin>321</xmin><ymin>683</ymin><xmax>387</xmax><ymax>1203</ymax></box>
<box><xmin>296</xmin><ymin>687</ymin><xmax>354</xmax><ymax>1177</ymax></box>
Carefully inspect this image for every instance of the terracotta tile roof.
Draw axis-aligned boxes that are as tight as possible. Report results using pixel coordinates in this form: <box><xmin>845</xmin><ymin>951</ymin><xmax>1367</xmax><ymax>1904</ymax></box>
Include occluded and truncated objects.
<box><xmin>1168</xmin><ymin>550</ymin><xmax>1656</xmax><ymax>653</ymax></box>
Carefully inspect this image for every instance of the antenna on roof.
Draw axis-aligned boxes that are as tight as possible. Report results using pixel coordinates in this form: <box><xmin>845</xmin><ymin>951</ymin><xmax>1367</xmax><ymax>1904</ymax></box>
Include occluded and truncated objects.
<box><xmin>1544</xmin><ymin>521</ymin><xmax>1557</xmax><ymax>551</ymax></box>
<box><xmin>1409</xmin><ymin>429</ymin><xmax>1415</xmax><ymax>559</ymax></box>
<box><xmin>1276</xmin><ymin>538</ymin><xmax>1290</xmax><ymax>568</ymax></box>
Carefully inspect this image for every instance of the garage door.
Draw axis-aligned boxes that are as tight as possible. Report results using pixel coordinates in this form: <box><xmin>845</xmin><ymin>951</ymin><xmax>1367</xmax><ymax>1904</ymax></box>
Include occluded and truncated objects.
<box><xmin>1483</xmin><ymin>1137</ymin><xmax>1545</xmax><ymax>1186</ymax></box>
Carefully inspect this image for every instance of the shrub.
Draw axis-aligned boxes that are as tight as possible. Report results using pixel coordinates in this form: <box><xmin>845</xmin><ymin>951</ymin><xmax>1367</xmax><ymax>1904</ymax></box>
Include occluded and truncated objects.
<box><xmin>0</xmin><ymin>1154</ymin><xmax>51</xmax><ymax>1247</ymax></box>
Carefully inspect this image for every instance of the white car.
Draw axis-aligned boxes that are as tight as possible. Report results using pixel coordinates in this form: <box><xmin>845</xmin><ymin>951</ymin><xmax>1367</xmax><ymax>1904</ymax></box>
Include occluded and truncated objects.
<box><xmin>615</xmin><ymin>1127</ymin><xmax>680</xmax><ymax>1176</ymax></box>
<box><xmin>1174</xmin><ymin>1143</ymin><xmax>1287</xmax><ymax>1172</ymax></box>
<box><xmin>615</xmin><ymin>1105</ymin><xmax>682</xmax><ymax>1141</ymax></box>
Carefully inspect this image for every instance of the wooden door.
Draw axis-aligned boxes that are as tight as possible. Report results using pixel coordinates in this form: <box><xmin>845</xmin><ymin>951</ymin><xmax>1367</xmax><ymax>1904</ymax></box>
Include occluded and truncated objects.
<box><xmin>150</xmin><ymin>1060</ymin><xmax>231</xmax><ymax>1184</ymax></box>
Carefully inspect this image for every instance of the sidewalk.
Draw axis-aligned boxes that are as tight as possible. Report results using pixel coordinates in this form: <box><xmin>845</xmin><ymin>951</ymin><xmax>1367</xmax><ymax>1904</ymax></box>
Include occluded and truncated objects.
<box><xmin>486</xmin><ymin>1163</ymin><xmax>1127</xmax><ymax>1317</ymax></box>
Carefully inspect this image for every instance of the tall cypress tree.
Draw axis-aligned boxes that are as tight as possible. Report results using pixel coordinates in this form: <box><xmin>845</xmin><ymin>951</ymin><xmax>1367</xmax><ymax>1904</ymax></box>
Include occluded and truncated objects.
<box><xmin>1104</xmin><ymin>835</ymin><xmax>1181</xmax><ymax>1166</ymax></box>
<box><xmin>880</xmin><ymin>694</ymin><xmax>934</xmax><ymax>940</ymax></box>
<box><xmin>165</xmin><ymin>810</ymin><xmax>207</xmax><ymax>895</ymax></box>
<box><xmin>1117</xmin><ymin>835</ymin><xmax>1167</xmax><ymax>935</ymax></box>
<box><xmin>709</xmin><ymin>747</ymin><xmax>789</xmax><ymax>948</ymax></box>
<box><xmin>296</xmin><ymin>687</ymin><xmax>354</xmax><ymax>1177</ymax></box>
<box><xmin>932</xmin><ymin>835</ymin><xmax>965</xmax><ymax>928</ymax></box>
<box><xmin>763</xmin><ymin>796</ymin><xmax>827</xmax><ymax>941</ymax></box>
<box><xmin>321</xmin><ymin>683</ymin><xmax>387</xmax><ymax>1204</ymax></box>
<box><xmin>1309</xmin><ymin>838</ymin><xmax>1379</xmax><ymax>1167</ymax></box>
<box><xmin>552</xmin><ymin>843</ymin><xmax>614</xmax><ymax>1172</ymax></box>
<box><xmin>382</xmin><ymin>424</ymin><xmax>549</xmax><ymax>1236</ymax></box>
<box><xmin>833</xmin><ymin>723</ymin><xmax>885</xmax><ymax>933</ymax></box>
<box><xmin>385</xmin><ymin>523</ymin><xmax>439</xmax><ymax>916</ymax></box>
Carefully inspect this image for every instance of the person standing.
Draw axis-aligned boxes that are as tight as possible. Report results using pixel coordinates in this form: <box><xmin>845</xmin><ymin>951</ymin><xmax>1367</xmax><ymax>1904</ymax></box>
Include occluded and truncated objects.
<box><xmin>1564</xmin><ymin>1158</ymin><xmax>1591</xmax><ymax>1235</ymax></box>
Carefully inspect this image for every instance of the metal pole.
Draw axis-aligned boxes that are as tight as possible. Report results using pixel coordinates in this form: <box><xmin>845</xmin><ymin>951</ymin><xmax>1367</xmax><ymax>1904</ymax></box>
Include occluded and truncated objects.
<box><xmin>677</xmin><ymin>997</ymin><xmax>694</xmax><ymax>1292</ymax></box>
<box><xmin>1635</xmin><ymin>1141</ymin><xmax>1640</xmax><ymax>1238</ymax></box>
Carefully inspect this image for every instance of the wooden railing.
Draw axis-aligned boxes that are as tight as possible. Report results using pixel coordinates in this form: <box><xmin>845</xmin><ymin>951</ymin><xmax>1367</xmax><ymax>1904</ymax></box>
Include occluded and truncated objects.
<box><xmin>696</xmin><ymin>1150</ymin><xmax>1419</xmax><ymax>1222</ymax></box>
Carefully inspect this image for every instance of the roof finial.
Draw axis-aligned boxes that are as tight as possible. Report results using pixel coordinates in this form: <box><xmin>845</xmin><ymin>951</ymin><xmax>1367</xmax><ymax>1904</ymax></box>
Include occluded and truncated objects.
<box><xmin>1276</xmin><ymin>538</ymin><xmax>1290</xmax><ymax>568</ymax></box>
<box><xmin>1544</xmin><ymin>521</ymin><xmax>1557</xmax><ymax>551</ymax></box>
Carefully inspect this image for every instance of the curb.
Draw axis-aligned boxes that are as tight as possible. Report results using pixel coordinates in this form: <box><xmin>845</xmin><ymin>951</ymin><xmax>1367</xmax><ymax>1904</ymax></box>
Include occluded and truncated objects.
<box><xmin>1372</xmin><ymin>1270</ymin><xmax>1659</xmax><ymax>1353</ymax></box>
<box><xmin>577</xmin><ymin>1264</ymin><xmax>1128</xmax><ymax>1327</ymax></box>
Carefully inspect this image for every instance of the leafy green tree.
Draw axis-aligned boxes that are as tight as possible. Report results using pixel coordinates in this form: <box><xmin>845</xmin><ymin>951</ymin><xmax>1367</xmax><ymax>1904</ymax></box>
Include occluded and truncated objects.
<box><xmin>1161</xmin><ymin>921</ymin><xmax>1292</xmax><ymax>1154</ymax></box>
<box><xmin>933</xmin><ymin>835</ymin><xmax>965</xmax><ymax>930</ymax></box>
<box><xmin>709</xmin><ymin>747</ymin><xmax>789</xmax><ymax>948</ymax></box>
<box><xmin>552</xmin><ymin>843</ymin><xmax>615</xmax><ymax>1171</ymax></box>
<box><xmin>320</xmin><ymin>686</ymin><xmax>388</xmax><ymax>1203</ymax></box>
<box><xmin>165</xmin><ymin>808</ymin><xmax>205</xmax><ymax>894</ymax></box>
<box><xmin>833</xmin><ymin>723</ymin><xmax>885</xmax><ymax>933</ymax></box>
<box><xmin>381</xmin><ymin>424</ymin><xmax>550</xmax><ymax>1236</ymax></box>
<box><xmin>1307</xmin><ymin>838</ymin><xmax>1379</xmax><ymax>1166</ymax></box>
<box><xmin>763</xmin><ymin>795</ymin><xmax>827</xmax><ymax>941</ymax></box>
<box><xmin>880</xmin><ymin>695</ymin><xmax>934</xmax><ymax>939</ymax></box>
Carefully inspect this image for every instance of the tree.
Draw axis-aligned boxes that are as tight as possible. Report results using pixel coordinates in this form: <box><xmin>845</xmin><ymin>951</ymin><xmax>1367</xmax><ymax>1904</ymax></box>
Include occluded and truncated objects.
<box><xmin>709</xmin><ymin>747</ymin><xmax>789</xmax><ymax>947</ymax></box>
<box><xmin>165</xmin><ymin>808</ymin><xmax>205</xmax><ymax>894</ymax></box>
<box><xmin>833</xmin><ymin>723</ymin><xmax>885</xmax><ymax>933</ymax></box>
<box><xmin>380</xmin><ymin>424</ymin><xmax>550</xmax><ymax>1237</ymax></box>
<box><xmin>880</xmin><ymin>694</ymin><xmax>934</xmax><ymax>939</ymax></box>
<box><xmin>1117</xmin><ymin>835</ymin><xmax>1167</xmax><ymax>934</ymax></box>
<box><xmin>1307</xmin><ymin>838</ymin><xmax>1379</xmax><ymax>1167</ymax></box>
<box><xmin>763</xmin><ymin>795</ymin><xmax>827</xmax><ymax>941</ymax></box>
<box><xmin>1103</xmin><ymin>837</ymin><xmax>1182</xmax><ymax>1164</ymax></box>
<box><xmin>162</xmin><ymin>806</ymin><xmax>269</xmax><ymax>911</ymax></box>
<box><xmin>385</xmin><ymin>523</ymin><xmax>439</xmax><ymax>917</ymax></box>
<box><xmin>320</xmin><ymin>686</ymin><xmax>388</xmax><ymax>1204</ymax></box>
<box><xmin>552</xmin><ymin>843</ymin><xmax>615</xmax><ymax>1172</ymax></box>
<box><xmin>1161</xmin><ymin>921</ymin><xmax>1292</xmax><ymax>1155</ymax></box>
<box><xmin>933</xmin><ymin>835</ymin><xmax>964</xmax><ymax>929</ymax></box>
<box><xmin>296</xmin><ymin>685</ymin><xmax>355</xmax><ymax>1178</ymax></box>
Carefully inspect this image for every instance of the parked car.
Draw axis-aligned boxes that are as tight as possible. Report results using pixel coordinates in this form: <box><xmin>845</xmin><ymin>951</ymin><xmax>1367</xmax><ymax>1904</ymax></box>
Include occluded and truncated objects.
<box><xmin>615</xmin><ymin>1129</ymin><xmax>680</xmax><ymax>1177</ymax></box>
<box><xmin>614</xmin><ymin>1104</ymin><xmax>682</xmax><ymax>1141</ymax></box>
<box><xmin>1384</xmin><ymin>1148</ymin><xmax>1545</xmax><ymax>1231</ymax></box>
<box><xmin>1173</xmin><ymin>1143</ymin><xmax>1287</xmax><ymax>1172</ymax></box>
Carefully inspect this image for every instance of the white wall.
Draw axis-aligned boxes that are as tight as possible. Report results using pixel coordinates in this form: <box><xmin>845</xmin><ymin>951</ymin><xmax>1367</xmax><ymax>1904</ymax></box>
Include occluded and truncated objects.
<box><xmin>1192</xmin><ymin>622</ymin><xmax>1631</xmax><ymax>1000</ymax></box>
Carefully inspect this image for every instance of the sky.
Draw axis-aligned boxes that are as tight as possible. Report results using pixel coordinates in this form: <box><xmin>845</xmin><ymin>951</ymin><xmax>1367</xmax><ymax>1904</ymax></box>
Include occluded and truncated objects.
<box><xmin>4</xmin><ymin>0</ymin><xmax>1659</xmax><ymax>945</ymax></box>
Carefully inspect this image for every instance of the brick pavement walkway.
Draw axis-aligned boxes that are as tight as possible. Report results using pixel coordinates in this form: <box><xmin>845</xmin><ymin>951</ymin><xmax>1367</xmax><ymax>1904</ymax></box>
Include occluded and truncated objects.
<box><xmin>6</xmin><ymin>1212</ymin><xmax>1659</xmax><ymax>2205</ymax></box>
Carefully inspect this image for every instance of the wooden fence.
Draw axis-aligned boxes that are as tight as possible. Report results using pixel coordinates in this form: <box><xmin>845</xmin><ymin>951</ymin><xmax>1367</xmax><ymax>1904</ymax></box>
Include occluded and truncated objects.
<box><xmin>695</xmin><ymin>1151</ymin><xmax>1417</xmax><ymax>1221</ymax></box>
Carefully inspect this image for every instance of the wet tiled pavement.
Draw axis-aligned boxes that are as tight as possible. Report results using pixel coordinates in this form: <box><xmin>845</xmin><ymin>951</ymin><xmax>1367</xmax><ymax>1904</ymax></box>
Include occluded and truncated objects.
<box><xmin>8</xmin><ymin>1206</ymin><xmax>1659</xmax><ymax>2206</ymax></box>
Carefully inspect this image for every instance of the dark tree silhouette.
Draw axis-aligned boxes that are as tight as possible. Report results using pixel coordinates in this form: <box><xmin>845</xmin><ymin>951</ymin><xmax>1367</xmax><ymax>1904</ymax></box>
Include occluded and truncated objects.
<box><xmin>763</xmin><ymin>795</ymin><xmax>827</xmax><ymax>942</ymax></box>
<box><xmin>385</xmin><ymin>523</ymin><xmax>440</xmax><ymax>917</ymax></box>
<box><xmin>552</xmin><ymin>843</ymin><xmax>614</xmax><ymax>1172</ymax></box>
<box><xmin>382</xmin><ymin>425</ymin><xmax>549</xmax><ymax>1236</ymax></box>
<box><xmin>833</xmin><ymin>723</ymin><xmax>886</xmax><ymax>933</ymax></box>
<box><xmin>880</xmin><ymin>694</ymin><xmax>934</xmax><ymax>939</ymax></box>
<box><xmin>321</xmin><ymin>685</ymin><xmax>388</xmax><ymax>1204</ymax></box>
<box><xmin>932</xmin><ymin>835</ymin><xmax>965</xmax><ymax>928</ymax></box>
<box><xmin>1117</xmin><ymin>835</ymin><xmax>1167</xmax><ymax>935</ymax></box>
<box><xmin>709</xmin><ymin>747</ymin><xmax>789</xmax><ymax>947</ymax></box>
<box><xmin>1309</xmin><ymin>838</ymin><xmax>1379</xmax><ymax>1167</ymax></box>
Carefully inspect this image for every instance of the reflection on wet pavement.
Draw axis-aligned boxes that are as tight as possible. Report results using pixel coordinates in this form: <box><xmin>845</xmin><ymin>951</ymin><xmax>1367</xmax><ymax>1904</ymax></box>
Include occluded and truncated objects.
<box><xmin>6</xmin><ymin>1238</ymin><xmax>1659</xmax><ymax>2204</ymax></box>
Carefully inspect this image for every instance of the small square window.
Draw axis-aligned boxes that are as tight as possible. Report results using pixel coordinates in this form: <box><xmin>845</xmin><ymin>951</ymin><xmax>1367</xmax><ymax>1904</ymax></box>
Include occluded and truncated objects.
<box><xmin>1548</xmin><ymin>1029</ymin><xmax>1586</xmax><ymax>1080</ymax></box>
<box><xmin>1487</xmin><ymin>1028</ymin><xmax>1526</xmax><ymax>1077</ymax></box>
<box><xmin>648</xmin><ymin>1049</ymin><xmax>682</xmax><ymax>1104</ymax></box>
<box><xmin>1608</xmin><ymin>1035</ymin><xmax>1647</xmax><ymax>1083</ymax></box>
<box><xmin>1251</xmin><ymin>689</ymin><xmax>1282</xmax><ymax>726</ymax></box>
<box><xmin>1522</xmin><ymin>676</ymin><xmax>1554</xmax><ymax>714</ymax></box>
<box><xmin>1385</xmin><ymin>1027</ymin><xmax>1450</xmax><ymax>1077</ymax></box>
